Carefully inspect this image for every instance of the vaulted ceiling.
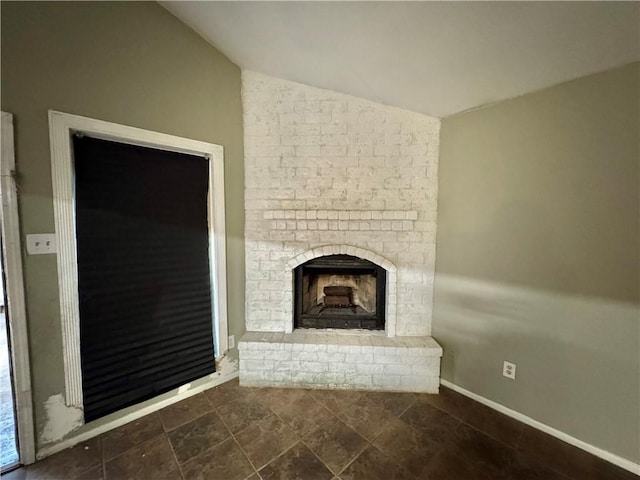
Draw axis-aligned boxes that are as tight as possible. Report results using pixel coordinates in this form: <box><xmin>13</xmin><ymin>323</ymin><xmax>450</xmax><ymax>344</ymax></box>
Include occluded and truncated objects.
<box><xmin>161</xmin><ymin>1</ymin><xmax>640</xmax><ymax>118</ymax></box>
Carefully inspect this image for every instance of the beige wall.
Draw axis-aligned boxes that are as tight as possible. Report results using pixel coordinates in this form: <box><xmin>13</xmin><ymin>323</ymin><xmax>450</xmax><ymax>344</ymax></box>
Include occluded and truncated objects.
<box><xmin>1</xmin><ymin>1</ymin><xmax>245</xmax><ymax>451</ymax></box>
<box><xmin>435</xmin><ymin>63</ymin><xmax>639</xmax><ymax>462</ymax></box>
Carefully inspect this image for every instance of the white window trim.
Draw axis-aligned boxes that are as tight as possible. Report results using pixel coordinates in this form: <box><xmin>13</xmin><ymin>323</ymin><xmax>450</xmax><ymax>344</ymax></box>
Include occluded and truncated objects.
<box><xmin>1</xmin><ymin>111</ymin><xmax>36</xmax><ymax>464</ymax></box>
<box><xmin>48</xmin><ymin>110</ymin><xmax>229</xmax><ymax>410</ymax></box>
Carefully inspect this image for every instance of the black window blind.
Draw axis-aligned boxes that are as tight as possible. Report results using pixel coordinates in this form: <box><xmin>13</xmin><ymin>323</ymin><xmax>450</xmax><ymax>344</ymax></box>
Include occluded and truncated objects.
<box><xmin>73</xmin><ymin>135</ymin><xmax>215</xmax><ymax>422</ymax></box>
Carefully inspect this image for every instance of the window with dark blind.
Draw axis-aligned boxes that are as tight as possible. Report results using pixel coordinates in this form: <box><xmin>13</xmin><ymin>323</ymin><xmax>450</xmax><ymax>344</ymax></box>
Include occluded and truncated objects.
<box><xmin>73</xmin><ymin>135</ymin><xmax>215</xmax><ymax>422</ymax></box>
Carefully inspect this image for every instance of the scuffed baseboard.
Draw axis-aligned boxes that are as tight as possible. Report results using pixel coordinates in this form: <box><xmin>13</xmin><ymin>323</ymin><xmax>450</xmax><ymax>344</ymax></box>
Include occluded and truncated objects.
<box><xmin>36</xmin><ymin>370</ymin><xmax>239</xmax><ymax>461</ymax></box>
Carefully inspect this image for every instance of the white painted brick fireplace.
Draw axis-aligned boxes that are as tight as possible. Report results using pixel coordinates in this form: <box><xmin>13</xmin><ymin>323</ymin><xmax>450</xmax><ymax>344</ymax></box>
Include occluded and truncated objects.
<box><xmin>239</xmin><ymin>71</ymin><xmax>443</xmax><ymax>392</ymax></box>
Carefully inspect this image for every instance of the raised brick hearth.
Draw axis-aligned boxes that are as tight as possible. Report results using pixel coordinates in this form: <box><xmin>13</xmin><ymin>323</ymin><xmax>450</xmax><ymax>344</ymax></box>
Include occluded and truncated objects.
<box><xmin>239</xmin><ymin>331</ymin><xmax>442</xmax><ymax>391</ymax></box>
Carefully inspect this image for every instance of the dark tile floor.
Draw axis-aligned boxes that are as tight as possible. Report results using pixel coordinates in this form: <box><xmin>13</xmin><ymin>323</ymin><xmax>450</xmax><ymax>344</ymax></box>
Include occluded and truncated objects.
<box><xmin>2</xmin><ymin>379</ymin><xmax>636</xmax><ymax>480</ymax></box>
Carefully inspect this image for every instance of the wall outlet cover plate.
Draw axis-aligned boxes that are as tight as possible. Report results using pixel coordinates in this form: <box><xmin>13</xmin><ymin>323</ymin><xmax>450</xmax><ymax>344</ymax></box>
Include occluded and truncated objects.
<box><xmin>26</xmin><ymin>234</ymin><xmax>57</xmax><ymax>255</ymax></box>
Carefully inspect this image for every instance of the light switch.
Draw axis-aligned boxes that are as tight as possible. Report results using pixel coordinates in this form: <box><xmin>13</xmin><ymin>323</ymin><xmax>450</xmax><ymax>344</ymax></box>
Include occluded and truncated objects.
<box><xmin>26</xmin><ymin>234</ymin><xmax>57</xmax><ymax>255</ymax></box>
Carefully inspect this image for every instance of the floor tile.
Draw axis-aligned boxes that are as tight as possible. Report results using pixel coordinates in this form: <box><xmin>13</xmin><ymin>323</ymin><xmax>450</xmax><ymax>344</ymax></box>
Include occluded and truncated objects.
<box><xmin>417</xmin><ymin>386</ymin><xmax>474</xmax><ymax>421</ymax></box>
<box><xmin>364</xmin><ymin>391</ymin><xmax>416</xmax><ymax>416</ymax></box>
<box><xmin>258</xmin><ymin>442</ymin><xmax>333</xmax><ymax>480</ymax></box>
<box><xmin>54</xmin><ymin>465</ymin><xmax>103</xmax><ymax>480</ymax></box>
<box><xmin>23</xmin><ymin>437</ymin><xmax>102</xmax><ymax>480</ymax></box>
<box><xmin>417</xmin><ymin>450</ymin><xmax>486</xmax><ymax>480</ymax></box>
<box><xmin>339</xmin><ymin>444</ymin><xmax>414</xmax><ymax>480</ymax></box>
<box><xmin>204</xmin><ymin>378</ymin><xmax>256</xmax><ymax>409</ymax></box>
<box><xmin>100</xmin><ymin>412</ymin><xmax>164</xmax><ymax>461</ymax></box>
<box><xmin>26</xmin><ymin>464</ymin><xmax>103</xmax><ymax>480</ymax></box>
<box><xmin>235</xmin><ymin>414</ymin><xmax>299</xmax><ymax>470</ymax></box>
<box><xmin>497</xmin><ymin>451</ymin><xmax>568</xmax><ymax>480</ymax></box>
<box><xmin>372</xmin><ymin>416</ymin><xmax>441</xmax><ymax>476</ymax></box>
<box><xmin>180</xmin><ymin>437</ymin><xmax>254</xmax><ymax>480</ymax></box>
<box><xmin>159</xmin><ymin>393</ymin><xmax>214</xmax><ymax>431</ymax></box>
<box><xmin>15</xmin><ymin>378</ymin><xmax>632</xmax><ymax>480</ymax></box>
<box><xmin>336</xmin><ymin>396</ymin><xmax>396</xmax><ymax>441</ymax></box>
<box><xmin>304</xmin><ymin>417</ymin><xmax>368</xmax><ymax>475</ymax></box>
<box><xmin>447</xmin><ymin>423</ymin><xmax>519</xmax><ymax>476</ymax></box>
<box><xmin>464</xmin><ymin>401</ymin><xmax>524</xmax><ymax>447</ymax></box>
<box><xmin>270</xmin><ymin>393</ymin><xmax>334</xmax><ymax>437</ymax></box>
<box><xmin>215</xmin><ymin>395</ymin><xmax>273</xmax><ymax>434</ymax></box>
<box><xmin>104</xmin><ymin>434</ymin><xmax>180</xmax><ymax>480</ymax></box>
<box><xmin>592</xmin><ymin>459</ymin><xmax>640</xmax><ymax>480</ymax></box>
<box><xmin>400</xmin><ymin>401</ymin><xmax>460</xmax><ymax>444</ymax></box>
<box><xmin>257</xmin><ymin>387</ymin><xmax>309</xmax><ymax>411</ymax></box>
<box><xmin>83</xmin><ymin>466</ymin><xmax>105</xmax><ymax>480</ymax></box>
<box><xmin>168</xmin><ymin>410</ymin><xmax>230</xmax><ymax>464</ymax></box>
<box><xmin>309</xmin><ymin>389</ymin><xmax>363</xmax><ymax>412</ymax></box>
<box><xmin>517</xmin><ymin>424</ymin><xmax>596</xmax><ymax>479</ymax></box>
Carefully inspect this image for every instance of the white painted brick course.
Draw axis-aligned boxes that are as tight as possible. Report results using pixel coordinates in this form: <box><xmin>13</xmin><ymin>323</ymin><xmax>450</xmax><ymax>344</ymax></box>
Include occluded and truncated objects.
<box><xmin>242</xmin><ymin>70</ymin><xmax>441</xmax><ymax>389</ymax></box>
<box><xmin>239</xmin><ymin>332</ymin><xmax>441</xmax><ymax>393</ymax></box>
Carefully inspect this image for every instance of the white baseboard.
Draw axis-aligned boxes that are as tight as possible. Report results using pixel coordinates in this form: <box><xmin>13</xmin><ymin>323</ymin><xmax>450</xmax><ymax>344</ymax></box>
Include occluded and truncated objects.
<box><xmin>36</xmin><ymin>370</ymin><xmax>239</xmax><ymax>461</ymax></box>
<box><xmin>440</xmin><ymin>380</ymin><xmax>640</xmax><ymax>476</ymax></box>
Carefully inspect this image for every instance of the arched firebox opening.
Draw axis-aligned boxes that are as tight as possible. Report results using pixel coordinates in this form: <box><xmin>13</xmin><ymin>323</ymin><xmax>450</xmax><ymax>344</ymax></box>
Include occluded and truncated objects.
<box><xmin>293</xmin><ymin>254</ymin><xmax>386</xmax><ymax>330</ymax></box>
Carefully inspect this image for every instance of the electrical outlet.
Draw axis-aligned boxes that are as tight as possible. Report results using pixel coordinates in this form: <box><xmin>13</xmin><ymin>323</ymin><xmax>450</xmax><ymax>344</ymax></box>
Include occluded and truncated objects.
<box><xmin>503</xmin><ymin>361</ymin><xmax>516</xmax><ymax>380</ymax></box>
<box><xmin>228</xmin><ymin>335</ymin><xmax>235</xmax><ymax>349</ymax></box>
<box><xmin>26</xmin><ymin>234</ymin><xmax>57</xmax><ymax>255</ymax></box>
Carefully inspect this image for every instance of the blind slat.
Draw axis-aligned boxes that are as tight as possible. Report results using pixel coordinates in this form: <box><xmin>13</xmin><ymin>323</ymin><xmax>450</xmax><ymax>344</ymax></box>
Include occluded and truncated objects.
<box><xmin>74</xmin><ymin>136</ymin><xmax>216</xmax><ymax>423</ymax></box>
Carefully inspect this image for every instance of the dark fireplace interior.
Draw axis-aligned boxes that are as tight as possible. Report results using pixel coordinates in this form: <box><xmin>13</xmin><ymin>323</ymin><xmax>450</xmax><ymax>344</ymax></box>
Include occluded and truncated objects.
<box><xmin>294</xmin><ymin>254</ymin><xmax>386</xmax><ymax>330</ymax></box>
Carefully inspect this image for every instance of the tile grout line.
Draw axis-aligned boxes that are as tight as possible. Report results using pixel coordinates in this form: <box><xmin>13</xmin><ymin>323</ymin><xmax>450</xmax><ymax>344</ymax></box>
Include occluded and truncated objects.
<box><xmin>218</xmin><ymin>385</ymin><xmax>280</xmax><ymax>476</ymax></box>
<box><xmin>394</xmin><ymin>394</ymin><xmax>418</xmax><ymax>418</ymax></box>
<box><xmin>100</xmin><ymin>436</ymin><xmax>107</xmax><ymax>480</ymax></box>
<box><xmin>100</xmin><ymin>428</ymin><xmax>179</xmax><ymax>479</ymax></box>
<box><xmin>513</xmin><ymin>422</ymin><xmax>526</xmax><ymax>450</ymax></box>
<box><xmin>157</xmin><ymin>397</ymin><xmax>212</xmax><ymax>480</ymax></box>
<box><xmin>333</xmin><ymin>439</ymin><xmax>371</xmax><ymax>478</ymax></box>
<box><xmin>158</xmin><ymin>393</ymin><xmax>215</xmax><ymax>434</ymax></box>
<box><xmin>438</xmin><ymin>390</ymin><xmax>584</xmax><ymax>479</ymax></box>
<box><xmin>299</xmin><ymin>436</ymin><xmax>342</xmax><ymax>478</ymax></box>
<box><xmin>510</xmin><ymin>424</ymin><xmax>575</xmax><ymax>480</ymax></box>
<box><xmin>160</xmin><ymin>391</ymin><xmax>225</xmax><ymax>480</ymax></box>
<box><xmin>99</xmin><ymin>417</ymin><xmax>162</xmax><ymax>464</ymax></box>
<box><xmin>168</xmin><ymin>383</ymin><xmax>258</xmax><ymax>479</ymax></box>
<box><xmin>334</xmin><ymin>395</ymin><xmax>428</xmax><ymax>479</ymax></box>
<box><xmin>259</xmin><ymin>391</ymin><xmax>330</xmax><ymax>475</ymax></box>
<box><xmin>308</xmin><ymin>389</ymin><xmax>418</xmax><ymax>478</ymax></box>
<box><xmin>230</xmin><ymin>435</ymin><xmax>260</xmax><ymax>480</ymax></box>
<box><xmin>418</xmin><ymin>392</ymin><xmax>575</xmax><ymax>480</ymax></box>
<box><xmin>24</xmin><ymin>381</ymin><xmax>599</xmax><ymax>480</ymax></box>
<box><xmin>209</xmin><ymin>390</ymin><xmax>262</xmax><ymax>478</ymax></box>
<box><xmin>261</xmin><ymin>389</ymin><xmax>357</xmax><ymax>478</ymax></box>
<box><xmin>390</xmin><ymin>396</ymin><xmax>464</xmax><ymax>476</ymax></box>
<box><xmin>56</xmin><ymin>381</ymin><xmax>639</xmax><ymax>480</ymax></box>
<box><xmin>163</xmin><ymin>430</ymin><xmax>187</xmax><ymax>480</ymax></box>
<box><xmin>303</xmin><ymin>412</ymin><xmax>369</xmax><ymax>477</ymax></box>
<box><xmin>207</xmin><ymin>384</ymin><xmax>547</xmax><ymax>479</ymax></box>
